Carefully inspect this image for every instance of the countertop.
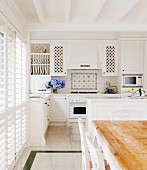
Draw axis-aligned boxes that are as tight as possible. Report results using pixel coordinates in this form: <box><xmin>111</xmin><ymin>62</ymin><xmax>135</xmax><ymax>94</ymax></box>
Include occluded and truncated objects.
<box><xmin>92</xmin><ymin>120</ymin><xmax>147</xmax><ymax>170</ymax></box>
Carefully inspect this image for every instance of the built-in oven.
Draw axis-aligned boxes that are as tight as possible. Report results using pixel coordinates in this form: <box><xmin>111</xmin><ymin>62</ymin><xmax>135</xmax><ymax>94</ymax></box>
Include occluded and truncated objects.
<box><xmin>69</xmin><ymin>98</ymin><xmax>86</xmax><ymax>119</ymax></box>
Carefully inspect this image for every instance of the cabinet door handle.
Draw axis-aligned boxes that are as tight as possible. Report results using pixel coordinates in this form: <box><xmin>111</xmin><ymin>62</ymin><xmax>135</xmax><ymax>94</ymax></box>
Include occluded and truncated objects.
<box><xmin>45</xmin><ymin>103</ymin><xmax>47</xmax><ymax>104</ymax></box>
<box><xmin>65</xmin><ymin>72</ymin><xmax>66</xmax><ymax>74</ymax></box>
<box><xmin>122</xmin><ymin>70</ymin><xmax>124</xmax><ymax>72</ymax></box>
<box><xmin>65</xmin><ymin>98</ymin><xmax>66</xmax><ymax>100</ymax></box>
<box><xmin>47</xmin><ymin>105</ymin><xmax>49</xmax><ymax>106</ymax></box>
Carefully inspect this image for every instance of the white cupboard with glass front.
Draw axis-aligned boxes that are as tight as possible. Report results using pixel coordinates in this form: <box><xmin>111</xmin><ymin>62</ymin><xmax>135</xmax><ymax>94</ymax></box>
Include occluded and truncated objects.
<box><xmin>50</xmin><ymin>42</ymin><xmax>67</xmax><ymax>76</ymax></box>
<box><xmin>102</xmin><ymin>41</ymin><xmax>118</xmax><ymax>76</ymax></box>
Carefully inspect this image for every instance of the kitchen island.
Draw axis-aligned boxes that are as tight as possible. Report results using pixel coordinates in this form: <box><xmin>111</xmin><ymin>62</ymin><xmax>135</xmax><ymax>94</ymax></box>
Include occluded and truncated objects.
<box><xmin>86</xmin><ymin>97</ymin><xmax>147</xmax><ymax>134</ymax></box>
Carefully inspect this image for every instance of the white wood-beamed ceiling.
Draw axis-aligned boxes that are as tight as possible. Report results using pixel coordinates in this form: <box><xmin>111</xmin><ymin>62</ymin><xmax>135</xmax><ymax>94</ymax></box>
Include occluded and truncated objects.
<box><xmin>13</xmin><ymin>0</ymin><xmax>147</xmax><ymax>31</ymax></box>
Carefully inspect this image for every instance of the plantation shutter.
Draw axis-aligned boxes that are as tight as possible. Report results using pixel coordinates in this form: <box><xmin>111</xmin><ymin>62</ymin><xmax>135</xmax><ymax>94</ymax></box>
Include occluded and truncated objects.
<box><xmin>22</xmin><ymin>106</ymin><xmax>26</xmax><ymax>145</ymax></box>
<box><xmin>15</xmin><ymin>109</ymin><xmax>22</xmax><ymax>155</ymax></box>
<box><xmin>0</xmin><ymin>20</ymin><xmax>5</xmax><ymax>113</ymax></box>
<box><xmin>7</xmin><ymin>28</ymin><xmax>15</xmax><ymax>108</ymax></box>
<box><xmin>15</xmin><ymin>36</ymin><xmax>21</xmax><ymax>105</ymax></box>
<box><xmin>22</xmin><ymin>42</ymin><xmax>27</xmax><ymax>103</ymax></box>
<box><xmin>7</xmin><ymin>112</ymin><xmax>15</xmax><ymax>167</ymax></box>
<box><xmin>0</xmin><ymin>115</ymin><xmax>6</xmax><ymax>170</ymax></box>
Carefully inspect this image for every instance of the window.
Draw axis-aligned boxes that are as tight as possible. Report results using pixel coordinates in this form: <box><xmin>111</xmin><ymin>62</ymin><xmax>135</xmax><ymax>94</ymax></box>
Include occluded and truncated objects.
<box><xmin>0</xmin><ymin>14</ymin><xmax>27</xmax><ymax>170</ymax></box>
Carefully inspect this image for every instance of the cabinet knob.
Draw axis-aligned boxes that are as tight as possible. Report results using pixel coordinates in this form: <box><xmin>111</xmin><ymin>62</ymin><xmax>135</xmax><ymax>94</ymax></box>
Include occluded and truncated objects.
<box><xmin>47</xmin><ymin>105</ymin><xmax>49</xmax><ymax>106</ymax></box>
<box><xmin>122</xmin><ymin>70</ymin><xmax>124</xmax><ymax>72</ymax></box>
<box><xmin>65</xmin><ymin>98</ymin><xmax>66</xmax><ymax>100</ymax></box>
<box><xmin>103</xmin><ymin>72</ymin><xmax>105</xmax><ymax>74</ymax></box>
<box><xmin>65</xmin><ymin>72</ymin><xmax>66</xmax><ymax>74</ymax></box>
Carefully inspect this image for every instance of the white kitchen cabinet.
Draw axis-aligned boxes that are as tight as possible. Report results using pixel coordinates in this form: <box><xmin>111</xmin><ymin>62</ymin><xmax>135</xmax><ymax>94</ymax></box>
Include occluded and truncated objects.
<box><xmin>30</xmin><ymin>40</ymin><xmax>50</xmax><ymax>75</ymax></box>
<box><xmin>50</xmin><ymin>42</ymin><xmax>67</xmax><ymax>76</ymax></box>
<box><xmin>144</xmin><ymin>41</ymin><xmax>147</xmax><ymax>94</ymax></box>
<box><xmin>29</xmin><ymin>97</ymin><xmax>50</xmax><ymax>146</ymax></box>
<box><xmin>86</xmin><ymin>98</ymin><xmax>147</xmax><ymax>135</ymax></box>
<box><xmin>67</xmin><ymin>41</ymin><xmax>102</xmax><ymax>69</ymax></box>
<box><xmin>50</xmin><ymin>95</ymin><xmax>67</xmax><ymax>122</ymax></box>
<box><xmin>102</xmin><ymin>41</ymin><xmax>118</xmax><ymax>76</ymax></box>
<box><xmin>121</xmin><ymin>40</ymin><xmax>144</xmax><ymax>74</ymax></box>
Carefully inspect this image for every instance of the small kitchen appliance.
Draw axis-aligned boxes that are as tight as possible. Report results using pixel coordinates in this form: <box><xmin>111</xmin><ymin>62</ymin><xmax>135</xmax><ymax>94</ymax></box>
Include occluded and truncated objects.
<box><xmin>123</xmin><ymin>75</ymin><xmax>143</xmax><ymax>87</ymax></box>
<box><xmin>136</xmin><ymin>88</ymin><xmax>145</xmax><ymax>99</ymax></box>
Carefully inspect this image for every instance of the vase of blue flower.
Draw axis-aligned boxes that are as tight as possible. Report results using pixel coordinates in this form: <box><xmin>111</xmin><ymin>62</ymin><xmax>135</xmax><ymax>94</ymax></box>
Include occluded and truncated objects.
<box><xmin>45</xmin><ymin>78</ymin><xmax>65</xmax><ymax>94</ymax></box>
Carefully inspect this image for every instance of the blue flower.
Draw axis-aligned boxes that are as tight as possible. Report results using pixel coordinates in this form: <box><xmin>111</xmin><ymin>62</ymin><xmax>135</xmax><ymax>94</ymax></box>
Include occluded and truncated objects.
<box><xmin>45</xmin><ymin>78</ymin><xmax>65</xmax><ymax>89</ymax></box>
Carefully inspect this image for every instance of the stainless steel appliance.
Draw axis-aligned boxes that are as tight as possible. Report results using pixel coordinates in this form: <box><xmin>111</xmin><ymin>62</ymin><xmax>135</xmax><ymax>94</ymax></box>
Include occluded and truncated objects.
<box><xmin>69</xmin><ymin>97</ymin><xmax>86</xmax><ymax>119</ymax></box>
<box><xmin>123</xmin><ymin>75</ymin><xmax>143</xmax><ymax>87</ymax></box>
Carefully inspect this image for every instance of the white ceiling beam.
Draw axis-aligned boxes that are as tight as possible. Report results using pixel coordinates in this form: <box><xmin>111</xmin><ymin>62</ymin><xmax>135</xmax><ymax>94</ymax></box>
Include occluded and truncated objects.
<box><xmin>89</xmin><ymin>0</ymin><xmax>106</xmax><ymax>23</ymax></box>
<box><xmin>114</xmin><ymin>0</ymin><xmax>139</xmax><ymax>22</ymax></box>
<box><xmin>65</xmin><ymin>0</ymin><xmax>72</xmax><ymax>23</ymax></box>
<box><xmin>137</xmin><ymin>8</ymin><xmax>147</xmax><ymax>23</ymax></box>
<box><xmin>33</xmin><ymin>0</ymin><xmax>45</xmax><ymax>22</ymax></box>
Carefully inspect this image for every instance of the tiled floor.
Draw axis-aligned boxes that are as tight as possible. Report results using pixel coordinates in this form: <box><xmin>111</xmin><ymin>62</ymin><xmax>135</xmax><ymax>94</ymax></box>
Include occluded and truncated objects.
<box><xmin>13</xmin><ymin>126</ymin><xmax>82</xmax><ymax>170</ymax></box>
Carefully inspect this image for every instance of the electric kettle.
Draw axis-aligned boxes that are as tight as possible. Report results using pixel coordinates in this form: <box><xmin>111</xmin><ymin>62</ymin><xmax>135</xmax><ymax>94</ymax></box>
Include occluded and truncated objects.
<box><xmin>136</xmin><ymin>88</ymin><xmax>145</xmax><ymax>99</ymax></box>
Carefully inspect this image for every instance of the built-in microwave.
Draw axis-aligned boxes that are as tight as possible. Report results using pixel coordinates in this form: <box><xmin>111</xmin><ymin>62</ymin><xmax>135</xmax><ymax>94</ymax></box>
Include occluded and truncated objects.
<box><xmin>123</xmin><ymin>75</ymin><xmax>143</xmax><ymax>87</ymax></box>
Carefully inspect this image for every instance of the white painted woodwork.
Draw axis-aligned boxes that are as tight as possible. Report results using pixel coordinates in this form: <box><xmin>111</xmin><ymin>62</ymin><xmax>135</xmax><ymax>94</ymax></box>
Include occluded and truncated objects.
<box><xmin>67</xmin><ymin>41</ymin><xmax>101</xmax><ymax>69</ymax></box>
<box><xmin>102</xmin><ymin>41</ymin><xmax>118</xmax><ymax>76</ymax></box>
<box><xmin>121</xmin><ymin>40</ymin><xmax>144</xmax><ymax>74</ymax></box>
<box><xmin>65</xmin><ymin>0</ymin><xmax>71</xmax><ymax>23</ymax></box>
<box><xmin>32</xmin><ymin>0</ymin><xmax>45</xmax><ymax>22</ymax></box>
<box><xmin>114</xmin><ymin>0</ymin><xmax>139</xmax><ymax>22</ymax></box>
<box><xmin>50</xmin><ymin>42</ymin><xmax>67</xmax><ymax>76</ymax></box>
<box><xmin>86</xmin><ymin>98</ymin><xmax>147</xmax><ymax>134</ymax></box>
<box><xmin>89</xmin><ymin>0</ymin><xmax>106</xmax><ymax>23</ymax></box>
<box><xmin>29</xmin><ymin>98</ymin><xmax>50</xmax><ymax>146</ymax></box>
<box><xmin>144</xmin><ymin>41</ymin><xmax>147</xmax><ymax>95</ymax></box>
<box><xmin>50</xmin><ymin>95</ymin><xmax>67</xmax><ymax>122</ymax></box>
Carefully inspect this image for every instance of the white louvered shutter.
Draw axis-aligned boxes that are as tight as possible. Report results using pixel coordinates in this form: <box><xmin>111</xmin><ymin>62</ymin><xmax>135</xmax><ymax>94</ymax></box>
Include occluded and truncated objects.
<box><xmin>7</xmin><ymin>28</ymin><xmax>15</xmax><ymax>109</ymax></box>
<box><xmin>15</xmin><ymin>109</ymin><xmax>22</xmax><ymax>155</ymax></box>
<box><xmin>15</xmin><ymin>36</ymin><xmax>21</xmax><ymax>106</ymax></box>
<box><xmin>0</xmin><ymin>115</ymin><xmax>6</xmax><ymax>170</ymax></box>
<box><xmin>22</xmin><ymin>42</ymin><xmax>27</xmax><ymax>103</ymax></box>
<box><xmin>7</xmin><ymin>112</ymin><xmax>15</xmax><ymax>168</ymax></box>
<box><xmin>22</xmin><ymin>106</ymin><xmax>26</xmax><ymax>145</ymax></box>
<box><xmin>0</xmin><ymin>20</ymin><xmax>5</xmax><ymax>114</ymax></box>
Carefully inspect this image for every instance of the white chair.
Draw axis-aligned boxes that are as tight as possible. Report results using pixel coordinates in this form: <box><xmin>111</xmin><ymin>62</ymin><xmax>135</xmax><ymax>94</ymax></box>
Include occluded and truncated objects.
<box><xmin>86</xmin><ymin>133</ymin><xmax>107</xmax><ymax>170</ymax></box>
<box><xmin>110</xmin><ymin>109</ymin><xmax>143</xmax><ymax>120</ymax></box>
<box><xmin>78</xmin><ymin>117</ymin><xmax>91</xmax><ymax>170</ymax></box>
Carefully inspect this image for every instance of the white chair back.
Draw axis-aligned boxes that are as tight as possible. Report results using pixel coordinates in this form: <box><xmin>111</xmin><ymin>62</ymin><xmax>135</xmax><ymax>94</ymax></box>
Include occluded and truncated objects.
<box><xmin>110</xmin><ymin>109</ymin><xmax>143</xmax><ymax>120</ymax></box>
<box><xmin>86</xmin><ymin>133</ymin><xmax>105</xmax><ymax>170</ymax></box>
<box><xmin>78</xmin><ymin>117</ymin><xmax>90</xmax><ymax>170</ymax></box>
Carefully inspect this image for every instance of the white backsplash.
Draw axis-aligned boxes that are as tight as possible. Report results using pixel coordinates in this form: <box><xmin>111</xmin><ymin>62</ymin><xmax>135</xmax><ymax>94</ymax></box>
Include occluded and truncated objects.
<box><xmin>53</xmin><ymin>70</ymin><xmax>119</xmax><ymax>94</ymax></box>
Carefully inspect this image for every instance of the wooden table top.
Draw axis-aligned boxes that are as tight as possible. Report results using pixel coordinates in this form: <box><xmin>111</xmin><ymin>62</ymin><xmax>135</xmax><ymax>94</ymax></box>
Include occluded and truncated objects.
<box><xmin>92</xmin><ymin>121</ymin><xmax>147</xmax><ymax>170</ymax></box>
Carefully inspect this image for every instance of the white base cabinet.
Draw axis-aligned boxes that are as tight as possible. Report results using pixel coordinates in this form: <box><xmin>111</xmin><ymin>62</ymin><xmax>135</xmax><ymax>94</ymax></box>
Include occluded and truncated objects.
<box><xmin>87</xmin><ymin>98</ymin><xmax>147</xmax><ymax>134</ymax></box>
<box><xmin>28</xmin><ymin>98</ymin><xmax>50</xmax><ymax>146</ymax></box>
<box><xmin>50</xmin><ymin>95</ymin><xmax>67</xmax><ymax>122</ymax></box>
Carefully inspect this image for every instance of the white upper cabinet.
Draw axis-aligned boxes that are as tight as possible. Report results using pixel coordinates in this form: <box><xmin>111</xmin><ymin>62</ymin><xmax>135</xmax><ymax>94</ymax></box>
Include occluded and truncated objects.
<box><xmin>121</xmin><ymin>40</ymin><xmax>144</xmax><ymax>74</ymax></box>
<box><xmin>102</xmin><ymin>41</ymin><xmax>118</xmax><ymax>76</ymax></box>
<box><xmin>50</xmin><ymin>42</ymin><xmax>67</xmax><ymax>76</ymax></box>
<box><xmin>67</xmin><ymin>41</ymin><xmax>102</xmax><ymax>69</ymax></box>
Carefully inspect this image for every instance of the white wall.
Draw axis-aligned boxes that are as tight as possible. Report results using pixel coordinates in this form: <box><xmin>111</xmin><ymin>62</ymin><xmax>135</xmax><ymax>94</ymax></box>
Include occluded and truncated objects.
<box><xmin>0</xmin><ymin>0</ymin><xmax>26</xmax><ymax>35</ymax></box>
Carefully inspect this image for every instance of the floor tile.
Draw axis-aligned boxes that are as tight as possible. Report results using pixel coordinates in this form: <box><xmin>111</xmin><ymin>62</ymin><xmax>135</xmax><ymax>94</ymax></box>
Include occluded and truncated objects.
<box><xmin>13</xmin><ymin>126</ymin><xmax>82</xmax><ymax>170</ymax></box>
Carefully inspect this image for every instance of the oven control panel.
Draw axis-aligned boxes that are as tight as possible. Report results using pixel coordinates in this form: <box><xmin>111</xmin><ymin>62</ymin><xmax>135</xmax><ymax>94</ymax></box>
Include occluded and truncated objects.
<box><xmin>69</xmin><ymin>98</ymin><xmax>86</xmax><ymax>103</ymax></box>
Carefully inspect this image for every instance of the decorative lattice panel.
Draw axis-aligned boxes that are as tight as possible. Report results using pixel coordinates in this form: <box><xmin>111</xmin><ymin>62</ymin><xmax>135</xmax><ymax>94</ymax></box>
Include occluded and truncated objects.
<box><xmin>54</xmin><ymin>46</ymin><xmax>63</xmax><ymax>73</ymax></box>
<box><xmin>106</xmin><ymin>46</ymin><xmax>115</xmax><ymax>73</ymax></box>
<box><xmin>71</xmin><ymin>73</ymin><xmax>97</xmax><ymax>92</ymax></box>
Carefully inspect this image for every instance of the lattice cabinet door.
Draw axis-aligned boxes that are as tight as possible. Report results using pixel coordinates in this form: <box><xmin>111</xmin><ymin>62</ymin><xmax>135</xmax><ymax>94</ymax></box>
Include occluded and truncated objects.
<box><xmin>50</xmin><ymin>43</ymin><xmax>67</xmax><ymax>76</ymax></box>
<box><xmin>102</xmin><ymin>42</ymin><xmax>118</xmax><ymax>76</ymax></box>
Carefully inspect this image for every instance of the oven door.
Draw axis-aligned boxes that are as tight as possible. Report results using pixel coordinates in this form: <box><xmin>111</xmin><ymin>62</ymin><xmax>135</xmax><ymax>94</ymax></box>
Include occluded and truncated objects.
<box><xmin>69</xmin><ymin>104</ymin><xmax>86</xmax><ymax>119</ymax></box>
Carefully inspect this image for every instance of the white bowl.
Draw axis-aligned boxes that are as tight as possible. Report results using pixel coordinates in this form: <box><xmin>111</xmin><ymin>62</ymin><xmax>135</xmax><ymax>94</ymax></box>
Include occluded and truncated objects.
<box><xmin>121</xmin><ymin>92</ymin><xmax>135</xmax><ymax>97</ymax></box>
